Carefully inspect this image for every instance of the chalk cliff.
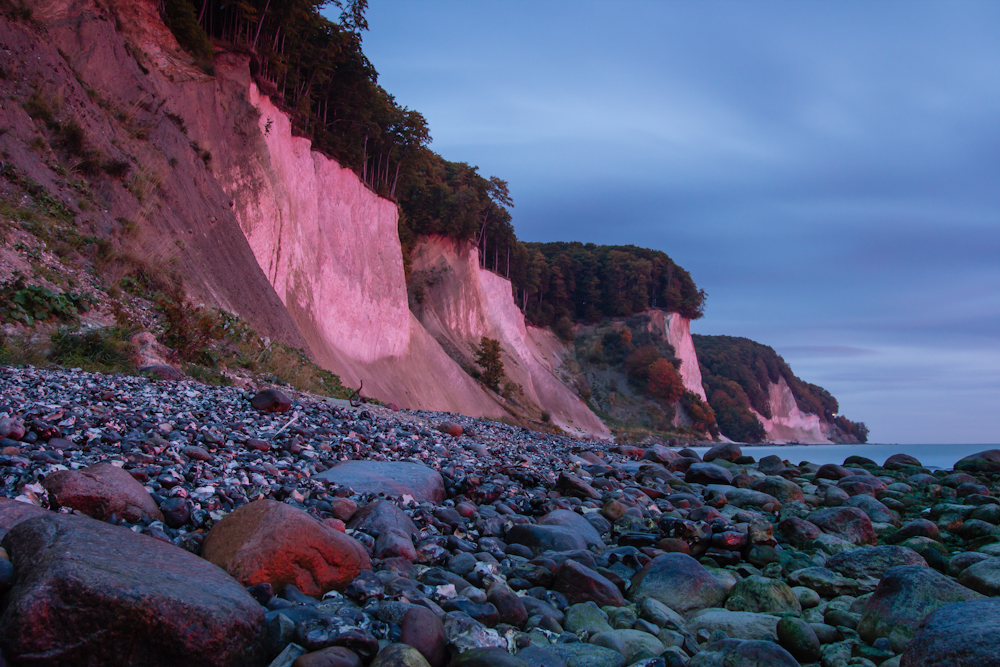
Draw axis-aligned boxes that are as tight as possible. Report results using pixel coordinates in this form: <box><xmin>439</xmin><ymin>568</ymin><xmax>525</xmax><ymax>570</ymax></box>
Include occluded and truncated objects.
<box><xmin>212</xmin><ymin>82</ymin><xmax>504</xmax><ymax>417</ymax></box>
<box><xmin>751</xmin><ymin>377</ymin><xmax>833</xmax><ymax>444</ymax></box>
<box><xmin>633</xmin><ymin>310</ymin><xmax>707</xmax><ymax>401</ymax></box>
<box><xmin>410</xmin><ymin>237</ymin><xmax>610</xmax><ymax>438</ymax></box>
<box><xmin>5</xmin><ymin>0</ymin><xmax>864</xmax><ymax>443</ymax></box>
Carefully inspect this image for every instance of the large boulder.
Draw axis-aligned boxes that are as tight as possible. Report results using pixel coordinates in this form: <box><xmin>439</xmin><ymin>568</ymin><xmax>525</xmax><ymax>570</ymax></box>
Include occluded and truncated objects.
<box><xmin>627</xmin><ymin>553</ymin><xmax>728</xmax><ymax>616</ymax></box>
<box><xmin>955</xmin><ymin>449</ymin><xmax>1000</xmax><ymax>474</ymax></box>
<box><xmin>884</xmin><ymin>453</ymin><xmax>922</xmax><ymax>470</ymax></box>
<box><xmin>201</xmin><ymin>499</ymin><xmax>371</xmax><ymax>597</ymax></box>
<box><xmin>507</xmin><ymin>509</ymin><xmax>604</xmax><ymax>554</ymax></box>
<box><xmin>686</xmin><ymin>462</ymin><xmax>733</xmax><ymax>486</ymax></box>
<box><xmin>318</xmin><ymin>461</ymin><xmax>445</xmax><ymax>503</ymax></box>
<box><xmin>901</xmin><ymin>597</ymin><xmax>1000</xmax><ymax>667</ymax></box>
<box><xmin>858</xmin><ymin>565</ymin><xmax>984</xmax><ymax>653</ymax></box>
<box><xmin>749</xmin><ymin>476</ymin><xmax>804</xmax><ymax>504</ymax></box>
<box><xmin>552</xmin><ymin>559</ymin><xmax>625</xmax><ymax>607</ymax></box>
<box><xmin>827</xmin><ymin>545</ymin><xmax>927</xmax><ymax>580</ymax></box>
<box><xmin>704</xmin><ymin>442</ymin><xmax>742</xmax><ymax>463</ymax></box>
<box><xmin>0</xmin><ymin>497</ymin><xmax>51</xmax><ymax>536</ymax></box>
<box><xmin>958</xmin><ymin>557</ymin><xmax>1000</xmax><ymax>595</ymax></box>
<box><xmin>724</xmin><ymin>575</ymin><xmax>801</xmax><ymax>614</ymax></box>
<box><xmin>41</xmin><ymin>463</ymin><xmax>163</xmax><ymax>523</ymax></box>
<box><xmin>537</xmin><ymin>510</ymin><xmax>604</xmax><ymax>547</ymax></box>
<box><xmin>686</xmin><ymin>610</ymin><xmax>780</xmax><ymax>640</ymax></box>
<box><xmin>0</xmin><ymin>513</ymin><xmax>264</xmax><ymax>666</ymax></box>
<box><xmin>689</xmin><ymin>639</ymin><xmax>798</xmax><ymax>667</ymax></box>
<box><xmin>808</xmin><ymin>506</ymin><xmax>877</xmax><ymax>546</ymax></box>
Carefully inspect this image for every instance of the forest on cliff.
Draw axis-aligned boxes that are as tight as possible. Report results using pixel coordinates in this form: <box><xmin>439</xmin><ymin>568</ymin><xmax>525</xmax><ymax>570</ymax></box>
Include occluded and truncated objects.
<box><xmin>694</xmin><ymin>335</ymin><xmax>869</xmax><ymax>443</ymax></box>
<box><xmin>161</xmin><ymin>0</ymin><xmax>705</xmax><ymax>328</ymax></box>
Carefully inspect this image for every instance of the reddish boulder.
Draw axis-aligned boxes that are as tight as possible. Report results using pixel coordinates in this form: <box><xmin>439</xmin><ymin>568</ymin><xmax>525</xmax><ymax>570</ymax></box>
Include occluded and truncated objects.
<box><xmin>201</xmin><ymin>500</ymin><xmax>371</xmax><ymax>597</ymax></box>
<box><xmin>250</xmin><ymin>388</ymin><xmax>292</xmax><ymax>413</ymax></box>
<box><xmin>553</xmin><ymin>558</ymin><xmax>626</xmax><ymax>607</ymax></box>
<box><xmin>436</xmin><ymin>421</ymin><xmax>463</xmax><ymax>437</ymax></box>
<box><xmin>42</xmin><ymin>463</ymin><xmax>164</xmax><ymax>523</ymax></box>
<box><xmin>0</xmin><ymin>498</ymin><xmax>51</xmax><ymax>534</ymax></box>
<box><xmin>884</xmin><ymin>453</ymin><xmax>922</xmax><ymax>470</ymax></box>
<box><xmin>704</xmin><ymin>442</ymin><xmax>742</xmax><ymax>463</ymax></box>
<box><xmin>0</xmin><ymin>418</ymin><xmax>25</xmax><ymax>440</ymax></box>
<box><xmin>0</xmin><ymin>513</ymin><xmax>264</xmax><ymax>667</ymax></box>
<box><xmin>400</xmin><ymin>606</ymin><xmax>447</xmax><ymax>667</ymax></box>
<box><xmin>808</xmin><ymin>506</ymin><xmax>877</xmax><ymax>546</ymax></box>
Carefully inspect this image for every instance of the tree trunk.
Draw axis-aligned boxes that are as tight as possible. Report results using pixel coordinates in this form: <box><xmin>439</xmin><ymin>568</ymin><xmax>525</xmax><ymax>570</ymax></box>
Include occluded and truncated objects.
<box><xmin>252</xmin><ymin>0</ymin><xmax>271</xmax><ymax>49</ymax></box>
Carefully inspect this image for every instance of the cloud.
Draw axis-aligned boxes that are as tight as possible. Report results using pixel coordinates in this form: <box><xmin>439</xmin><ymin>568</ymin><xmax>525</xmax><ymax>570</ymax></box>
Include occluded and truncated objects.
<box><xmin>360</xmin><ymin>1</ymin><xmax>1000</xmax><ymax>443</ymax></box>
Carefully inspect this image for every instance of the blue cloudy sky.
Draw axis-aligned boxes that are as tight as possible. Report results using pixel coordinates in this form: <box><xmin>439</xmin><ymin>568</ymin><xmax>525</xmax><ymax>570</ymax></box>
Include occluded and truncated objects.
<box><xmin>353</xmin><ymin>1</ymin><xmax>1000</xmax><ymax>444</ymax></box>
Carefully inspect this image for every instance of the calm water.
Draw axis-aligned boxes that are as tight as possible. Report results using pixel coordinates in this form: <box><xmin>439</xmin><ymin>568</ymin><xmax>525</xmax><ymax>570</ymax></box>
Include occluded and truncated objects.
<box><xmin>688</xmin><ymin>444</ymin><xmax>1000</xmax><ymax>471</ymax></box>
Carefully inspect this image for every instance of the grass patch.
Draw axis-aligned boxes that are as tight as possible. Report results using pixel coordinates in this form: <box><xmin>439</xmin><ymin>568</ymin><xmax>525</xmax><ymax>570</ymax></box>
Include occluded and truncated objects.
<box><xmin>49</xmin><ymin>327</ymin><xmax>133</xmax><ymax>373</ymax></box>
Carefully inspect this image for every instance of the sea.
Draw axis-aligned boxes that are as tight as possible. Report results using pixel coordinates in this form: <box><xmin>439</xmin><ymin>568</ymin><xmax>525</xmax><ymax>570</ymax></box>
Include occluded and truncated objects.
<box><xmin>688</xmin><ymin>444</ymin><xmax>1000</xmax><ymax>471</ymax></box>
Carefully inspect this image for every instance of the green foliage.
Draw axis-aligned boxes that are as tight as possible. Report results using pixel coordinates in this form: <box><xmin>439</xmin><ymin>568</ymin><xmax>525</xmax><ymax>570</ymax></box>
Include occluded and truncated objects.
<box><xmin>49</xmin><ymin>327</ymin><xmax>133</xmax><ymax>373</ymax></box>
<box><xmin>474</xmin><ymin>336</ymin><xmax>504</xmax><ymax>392</ymax></box>
<box><xmin>0</xmin><ymin>162</ymin><xmax>74</xmax><ymax>221</ymax></box>
<box><xmin>694</xmin><ymin>334</ymin><xmax>865</xmax><ymax>442</ymax></box>
<box><xmin>0</xmin><ymin>274</ymin><xmax>92</xmax><ymax>326</ymax></box>
<box><xmin>552</xmin><ymin>316</ymin><xmax>574</xmax><ymax>341</ymax></box>
<box><xmin>155</xmin><ymin>296</ymin><xmax>224</xmax><ymax>366</ymax></box>
<box><xmin>679</xmin><ymin>391</ymin><xmax>719</xmax><ymax>437</ymax></box>
<box><xmin>516</xmin><ymin>242</ymin><xmax>706</xmax><ymax>327</ymax></box>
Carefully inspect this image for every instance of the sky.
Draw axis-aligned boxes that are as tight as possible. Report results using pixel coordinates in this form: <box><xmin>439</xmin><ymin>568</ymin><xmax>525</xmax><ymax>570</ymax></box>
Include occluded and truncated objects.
<box><xmin>349</xmin><ymin>1</ymin><xmax>1000</xmax><ymax>444</ymax></box>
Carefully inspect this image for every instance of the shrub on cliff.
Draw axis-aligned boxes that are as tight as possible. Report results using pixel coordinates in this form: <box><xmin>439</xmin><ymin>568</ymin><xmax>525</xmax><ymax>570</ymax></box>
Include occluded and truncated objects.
<box><xmin>474</xmin><ymin>336</ymin><xmax>504</xmax><ymax>393</ymax></box>
<box><xmin>647</xmin><ymin>359</ymin><xmax>684</xmax><ymax>402</ymax></box>
<box><xmin>162</xmin><ymin>0</ymin><xmax>214</xmax><ymax>74</ymax></box>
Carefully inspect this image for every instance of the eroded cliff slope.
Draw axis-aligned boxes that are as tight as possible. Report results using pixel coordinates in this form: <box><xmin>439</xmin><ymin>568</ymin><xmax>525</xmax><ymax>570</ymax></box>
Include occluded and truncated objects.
<box><xmin>410</xmin><ymin>237</ymin><xmax>609</xmax><ymax>438</ymax></box>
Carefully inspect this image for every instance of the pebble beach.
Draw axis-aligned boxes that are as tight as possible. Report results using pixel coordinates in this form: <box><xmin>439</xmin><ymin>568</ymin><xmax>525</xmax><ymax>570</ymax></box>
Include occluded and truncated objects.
<box><xmin>0</xmin><ymin>366</ymin><xmax>998</xmax><ymax>667</ymax></box>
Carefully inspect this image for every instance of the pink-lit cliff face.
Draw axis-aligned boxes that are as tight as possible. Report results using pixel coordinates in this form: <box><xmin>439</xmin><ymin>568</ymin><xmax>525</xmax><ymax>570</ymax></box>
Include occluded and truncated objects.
<box><xmin>214</xmin><ymin>83</ymin><xmax>506</xmax><ymax>416</ymax></box>
<box><xmin>410</xmin><ymin>237</ymin><xmax>610</xmax><ymax>439</ymax></box>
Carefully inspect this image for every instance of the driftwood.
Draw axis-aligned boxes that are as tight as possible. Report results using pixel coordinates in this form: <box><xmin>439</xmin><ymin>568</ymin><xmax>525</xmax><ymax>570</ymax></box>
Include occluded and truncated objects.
<box><xmin>349</xmin><ymin>380</ymin><xmax>365</xmax><ymax>407</ymax></box>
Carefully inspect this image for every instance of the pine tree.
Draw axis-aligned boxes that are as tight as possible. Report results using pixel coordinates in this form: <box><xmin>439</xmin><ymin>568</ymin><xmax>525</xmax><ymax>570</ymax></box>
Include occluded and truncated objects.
<box><xmin>474</xmin><ymin>336</ymin><xmax>504</xmax><ymax>393</ymax></box>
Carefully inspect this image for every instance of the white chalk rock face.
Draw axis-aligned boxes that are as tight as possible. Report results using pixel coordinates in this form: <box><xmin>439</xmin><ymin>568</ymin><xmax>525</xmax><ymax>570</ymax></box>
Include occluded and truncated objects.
<box><xmin>216</xmin><ymin>83</ymin><xmax>504</xmax><ymax>416</ymax></box>
<box><xmin>753</xmin><ymin>377</ymin><xmax>833</xmax><ymax>444</ymax></box>
<box><xmin>411</xmin><ymin>237</ymin><xmax>610</xmax><ymax>439</ymax></box>
<box><xmin>638</xmin><ymin>310</ymin><xmax>707</xmax><ymax>401</ymax></box>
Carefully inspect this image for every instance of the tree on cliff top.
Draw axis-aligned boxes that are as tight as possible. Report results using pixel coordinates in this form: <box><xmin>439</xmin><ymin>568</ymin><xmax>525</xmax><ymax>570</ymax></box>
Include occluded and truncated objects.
<box><xmin>474</xmin><ymin>336</ymin><xmax>504</xmax><ymax>393</ymax></box>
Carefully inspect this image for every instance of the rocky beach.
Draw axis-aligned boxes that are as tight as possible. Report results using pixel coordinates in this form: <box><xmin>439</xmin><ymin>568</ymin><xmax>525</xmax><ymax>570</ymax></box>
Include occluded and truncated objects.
<box><xmin>0</xmin><ymin>367</ymin><xmax>996</xmax><ymax>666</ymax></box>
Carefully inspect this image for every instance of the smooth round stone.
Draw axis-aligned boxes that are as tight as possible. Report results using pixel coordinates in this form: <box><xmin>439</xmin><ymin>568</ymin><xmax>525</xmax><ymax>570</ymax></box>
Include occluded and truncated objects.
<box><xmin>793</xmin><ymin>586</ymin><xmax>821</xmax><ymax>609</ymax></box>
<box><xmin>958</xmin><ymin>557</ymin><xmax>1000</xmax><ymax>596</ymax></box>
<box><xmin>859</xmin><ymin>565</ymin><xmax>985</xmax><ymax>652</ymax></box>
<box><xmin>447</xmin><ymin>647</ymin><xmax>526</xmax><ymax>667</ymax></box>
<box><xmin>400</xmin><ymin>606</ymin><xmax>446</xmax><ymax>667</ymax></box>
<box><xmin>159</xmin><ymin>496</ymin><xmax>191</xmax><ymax>528</ymax></box>
<box><xmin>547</xmin><ymin>643</ymin><xmax>626</xmax><ymax>667</ymax></box>
<box><xmin>292</xmin><ymin>646</ymin><xmax>363</xmax><ymax>667</ymax></box>
<box><xmin>688</xmin><ymin>639</ymin><xmax>798</xmax><ymax>667</ymax></box>
<box><xmin>777</xmin><ymin>616</ymin><xmax>821</xmax><ymax>663</ymax></box>
<box><xmin>369</xmin><ymin>643</ymin><xmax>432</xmax><ymax>667</ymax></box>
<box><xmin>724</xmin><ymin>576</ymin><xmax>801</xmax><ymax>614</ymax></box>
<box><xmin>250</xmin><ymin>388</ymin><xmax>292</xmax><ymax>413</ymax></box>
<box><xmin>902</xmin><ymin>597</ymin><xmax>1000</xmax><ymax>667</ymax></box>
